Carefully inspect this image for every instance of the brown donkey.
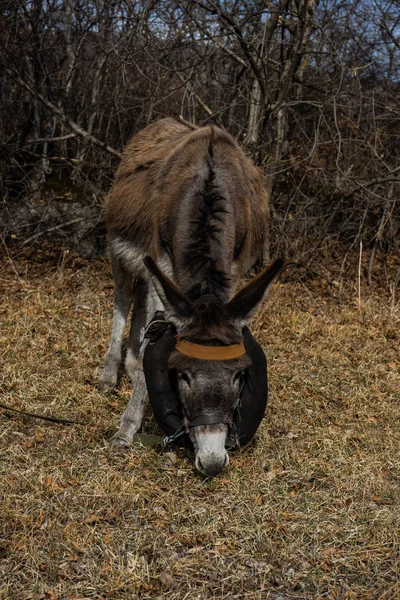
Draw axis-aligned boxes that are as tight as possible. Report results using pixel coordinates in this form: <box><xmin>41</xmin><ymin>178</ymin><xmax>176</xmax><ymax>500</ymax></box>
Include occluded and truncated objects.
<box><xmin>100</xmin><ymin>118</ymin><xmax>283</xmax><ymax>476</ymax></box>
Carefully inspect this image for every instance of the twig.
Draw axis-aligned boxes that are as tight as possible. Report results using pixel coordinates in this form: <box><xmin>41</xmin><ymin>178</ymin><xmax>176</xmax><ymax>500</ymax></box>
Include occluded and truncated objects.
<box><xmin>22</xmin><ymin>217</ymin><xmax>87</xmax><ymax>246</ymax></box>
<box><xmin>0</xmin><ymin>234</ymin><xmax>23</xmax><ymax>281</ymax></box>
<box><xmin>23</xmin><ymin>133</ymin><xmax>77</xmax><ymax>145</ymax></box>
<box><xmin>0</xmin><ymin>401</ymin><xmax>83</xmax><ymax>425</ymax></box>
<box><xmin>297</xmin><ymin>262</ymin><xmax>339</xmax><ymax>290</ymax></box>
<box><xmin>368</xmin><ymin>185</ymin><xmax>394</xmax><ymax>285</ymax></box>
<box><xmin>358</xmin><ymin>240</ymin><xmax>363</xmax><ymax>310</ymax></box>
<box><xmin>178</xmin><ymin>115</ymin><xmax>198</xmax><ymax>130</ymax></box>
<box><xmin>174</xmin><ymin>71</ymin><xmax>222</xmax><ymax>126</ymax></box>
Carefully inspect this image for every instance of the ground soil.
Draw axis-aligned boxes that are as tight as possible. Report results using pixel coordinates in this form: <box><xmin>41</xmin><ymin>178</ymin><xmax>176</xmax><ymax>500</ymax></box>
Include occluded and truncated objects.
<box><xmin>0</xmin><ymin>245</ymin><xmax>399</xmax><ymax>600</ymax></box>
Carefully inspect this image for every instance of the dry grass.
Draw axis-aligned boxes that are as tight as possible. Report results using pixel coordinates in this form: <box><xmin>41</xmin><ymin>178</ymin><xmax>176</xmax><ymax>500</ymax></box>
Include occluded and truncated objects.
<box><xmin>0</xmin><ymin>246</ymin><xmax>399</xmax><ymax>600</ymax></box>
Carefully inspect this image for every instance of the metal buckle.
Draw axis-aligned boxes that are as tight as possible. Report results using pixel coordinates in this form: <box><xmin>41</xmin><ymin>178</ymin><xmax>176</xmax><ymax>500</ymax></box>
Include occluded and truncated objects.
<box><xmin>162</xmin><ymin>425</ymin><xmax>186</xmax><ymax>447</ymax></box>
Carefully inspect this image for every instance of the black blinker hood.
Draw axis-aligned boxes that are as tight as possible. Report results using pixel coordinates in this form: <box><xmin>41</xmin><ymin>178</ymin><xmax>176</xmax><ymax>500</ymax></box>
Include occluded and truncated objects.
<box><xmin>142</xmin><ymin>314</ymin><xmax>268</xmax><ymax>449</ymax></box>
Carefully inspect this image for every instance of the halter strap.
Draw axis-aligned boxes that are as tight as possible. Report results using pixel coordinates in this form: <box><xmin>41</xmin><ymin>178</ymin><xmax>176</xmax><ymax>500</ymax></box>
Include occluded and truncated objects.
<box><xmin>187</xmin><ymin>414</ymin><xmax>231</xmax><ymax>427</ymax></box>
<box><xmin>175</xmin><ymin>337</ymin><xmax>246</xmax><ymax>360</ymax></box>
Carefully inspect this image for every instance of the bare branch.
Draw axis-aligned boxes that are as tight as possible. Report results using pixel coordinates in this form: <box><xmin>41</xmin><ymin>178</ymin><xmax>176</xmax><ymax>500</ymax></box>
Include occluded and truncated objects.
<box><xmin>23</xmin><ymin>133</ymin><xmax>77</xmax><ymax>144</ymax></box>
<box><xmin>22</xmin><ymin>218</ymin><xmax>87</xmax><ymax>246</ymax></box>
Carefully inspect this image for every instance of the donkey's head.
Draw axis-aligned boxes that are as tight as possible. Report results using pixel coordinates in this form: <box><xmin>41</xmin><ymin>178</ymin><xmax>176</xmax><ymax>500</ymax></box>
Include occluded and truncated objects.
<box><xmin>144</xmin><ymin>257</ymin><xmax>284</xmax><ymax>477</ymax></box>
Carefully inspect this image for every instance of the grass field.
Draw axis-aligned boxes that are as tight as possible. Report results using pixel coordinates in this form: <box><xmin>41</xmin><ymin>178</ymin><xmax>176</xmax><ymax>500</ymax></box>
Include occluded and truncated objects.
<box><xmin>1</xmin><ymin>246</ymin><xmax>399</xmax><ymax>600</ymax></box>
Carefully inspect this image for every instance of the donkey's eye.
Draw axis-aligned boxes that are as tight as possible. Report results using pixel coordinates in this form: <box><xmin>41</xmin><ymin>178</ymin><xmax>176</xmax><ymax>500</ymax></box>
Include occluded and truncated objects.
<box><xmin>233</xmin><ymin>371</ymin><xmax>244</xmax><ymax>386</ymax></box>
<box><xmin>179</xmin><ymin>373</ymin><xmax>191</xmax><ymax>387</ymax></box>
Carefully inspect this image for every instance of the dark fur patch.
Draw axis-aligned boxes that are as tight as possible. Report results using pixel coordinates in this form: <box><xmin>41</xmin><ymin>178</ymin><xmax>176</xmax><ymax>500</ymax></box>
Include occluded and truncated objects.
<box><xmin>134</xmin><ymin>160</ymin><xmax>154</xmax><ymax>173</ymax></box>
<box><xmin>179</xmin><ymin>303</ymin><xmax>243</xmax><ymax>346</ymax></box>
<box><xmin>183</xmin><ymin>161</ymin><xmax>231</xmax><ymax>300</ymax></box>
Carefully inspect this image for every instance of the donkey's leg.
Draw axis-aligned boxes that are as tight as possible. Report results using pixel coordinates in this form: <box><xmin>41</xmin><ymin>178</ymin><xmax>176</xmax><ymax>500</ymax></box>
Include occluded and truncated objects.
<box><xmin>111</xmin><ymin>279</ymin><xmax>148</xmax><ymax>446</ymax></box>
<box><xmin>100</xmin><ymin>258</ymin><xmax>133</xmax><ymax>391</ymax></box>
<box><xmin>262</xmin><ymin>235</ymin><xmax>270</xmax><ymax>267</ymax></box>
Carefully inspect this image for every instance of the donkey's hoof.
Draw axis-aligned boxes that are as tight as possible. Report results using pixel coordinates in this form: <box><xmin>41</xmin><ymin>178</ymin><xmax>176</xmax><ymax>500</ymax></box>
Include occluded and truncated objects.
<box><xmin>109</xmin><ymin>435</ymin><xmax>130</xmax><ymax>453</ymax></box>
<box><xmin>99</xmin><ymin>371</ymin><xmax>118</xmax><ymax>392</ymax></box>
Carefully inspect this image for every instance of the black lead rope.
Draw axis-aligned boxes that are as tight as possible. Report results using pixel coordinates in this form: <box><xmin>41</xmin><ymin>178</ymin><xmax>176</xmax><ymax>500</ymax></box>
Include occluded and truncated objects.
<box><xmin>162</xmin><ymin>425</ymin><xmax>186</xmax><ymax>447</ymax></box>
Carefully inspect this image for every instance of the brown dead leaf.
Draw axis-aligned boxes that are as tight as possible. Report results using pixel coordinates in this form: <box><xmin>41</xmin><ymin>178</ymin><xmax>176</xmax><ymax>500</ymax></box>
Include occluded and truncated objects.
<box><xmin>365</xmin><ymin>416</ymin><xmax>378</xmax><ymax>424</ymax></box>
<box><xmin>85</xmin><ymin>514</ymin><xmax>106</xmax><ymax>524</ymax></box>
<box><xmin>34</xmin><ymin>430</ymin><xmax>44</xmax><ymax>443</ymax></box>
<box><xmin>164</xmin><ymin>451</ymin><xmax>177</xmax><ymax>465</ymax></box>
<box><xmin>322</xmin><ymin>547</ymin><xmax>339</xmax><ymax>557</ymax></box>
<box><xmin>34</xmin><ymin>508</ymin><xmax>45</xmax><ymax>528</ymax></box>
<box><xmin>67</xmin><ymin>477</ymin><xmax>79</xmax><ymax>486</ymax></box>
<box><xmin>43</xmin><ymin>475</ymin><xmax>63</xmax><ymax>492</ymax></box>
<box><xmin>159</xmin><ymin>571</ymin><xmax>174</xmax><ymax>586</ymax></box>
<box><xmin>371</xmin><ymin>495</ymin><xmax>393</xmax><ymax>505</ymax></box>
<box><xmin>279</xmin><ymin>511</ymin><xmax>298</xmax><ymax>521</ymax></box>
<box><xmin>265</xmin><ymin>466</ymin><xmax>283</xmax><ymax>481</ymax></box>
<box><xmin>67</xmin><ymin>553</ymin><xmax>79</xmax><ymax>562</ymax></box>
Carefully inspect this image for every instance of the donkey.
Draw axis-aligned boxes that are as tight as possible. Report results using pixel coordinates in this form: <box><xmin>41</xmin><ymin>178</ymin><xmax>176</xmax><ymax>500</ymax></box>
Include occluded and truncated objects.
<box><xmin>100</xmin><ymin>118</ymin><xmax>283</xmax><ymax>476</ymax></box>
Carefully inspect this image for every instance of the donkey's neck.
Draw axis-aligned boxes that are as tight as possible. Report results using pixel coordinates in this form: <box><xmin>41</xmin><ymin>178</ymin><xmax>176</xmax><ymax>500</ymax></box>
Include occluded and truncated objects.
<box><xmin>173</xmin><ymin>163</ymin><xmax>235</xmax><ymax>302</ymax></box>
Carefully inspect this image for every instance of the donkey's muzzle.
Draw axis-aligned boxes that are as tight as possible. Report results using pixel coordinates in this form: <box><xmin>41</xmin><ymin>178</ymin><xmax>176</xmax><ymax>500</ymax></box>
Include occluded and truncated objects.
<box><xmin>191</xmin><ymin>423</ymin><xmax>229</xmax><ymax>477</ymax></box>
<box><xmin>195</xmin><ymin>449</ymin><xmax>229</xmax><ymax>477</ymax></box>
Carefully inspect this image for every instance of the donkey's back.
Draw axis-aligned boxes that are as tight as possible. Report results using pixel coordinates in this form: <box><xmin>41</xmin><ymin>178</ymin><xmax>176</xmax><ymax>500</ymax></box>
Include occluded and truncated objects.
<box><xmin>105</xmin><ymin>118</ymin><xmax>269</xmax><ymax>278</ymax></box>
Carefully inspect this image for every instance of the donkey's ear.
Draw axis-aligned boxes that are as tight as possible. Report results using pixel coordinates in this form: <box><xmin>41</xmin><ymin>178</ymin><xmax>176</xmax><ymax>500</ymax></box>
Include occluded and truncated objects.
<box><xmin>144</xmin><ymin>256</ymin><xmax>194</xmax><ymax>317</ymax></box>
<box><xmin>226</xmin><ymin>258</ymin><xmax>284</xmax><ymax>322</ymax></box>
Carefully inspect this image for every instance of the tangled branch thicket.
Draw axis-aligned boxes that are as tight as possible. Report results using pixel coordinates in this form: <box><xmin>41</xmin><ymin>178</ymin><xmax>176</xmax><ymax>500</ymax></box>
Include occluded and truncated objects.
<box><xmin>1</xmin><ymin>1</ymin><xmax>399</xmax><ymax>275</ymax></box>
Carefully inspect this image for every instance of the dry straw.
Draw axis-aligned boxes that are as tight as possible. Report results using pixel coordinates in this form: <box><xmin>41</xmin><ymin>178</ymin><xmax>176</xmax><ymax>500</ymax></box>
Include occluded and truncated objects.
<box><xmin>1</xmin><ymin>246</ymin><xmax>399</xmax><ymax>600</ymax></box>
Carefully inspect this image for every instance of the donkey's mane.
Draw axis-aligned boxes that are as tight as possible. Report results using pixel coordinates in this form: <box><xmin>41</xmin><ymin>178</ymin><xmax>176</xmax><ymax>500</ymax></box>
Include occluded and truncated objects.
<box><xmin>183</xmin><ymin>152</ymin><xmax>231</xmax><ymax>301</ymax></box>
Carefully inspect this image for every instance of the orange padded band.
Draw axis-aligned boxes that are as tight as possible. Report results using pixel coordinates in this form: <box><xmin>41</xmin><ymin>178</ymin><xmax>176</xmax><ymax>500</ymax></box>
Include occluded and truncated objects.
<box><xmin>175</xmin><ymin>337</ymin><xmax>246</xmax><ymax>360</ymax></box>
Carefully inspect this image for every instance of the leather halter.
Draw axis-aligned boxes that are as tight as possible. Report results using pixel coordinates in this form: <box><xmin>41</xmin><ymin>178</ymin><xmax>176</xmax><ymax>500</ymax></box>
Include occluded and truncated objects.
<box><xmin>187</xmin><ymin>414</ymin><xmax>232</xmax><ymax>427</ymax></box>
<box><xmin>175</xmin><ymin>337</ymin><xmax>246</xmax><ymax>361</ymax></box>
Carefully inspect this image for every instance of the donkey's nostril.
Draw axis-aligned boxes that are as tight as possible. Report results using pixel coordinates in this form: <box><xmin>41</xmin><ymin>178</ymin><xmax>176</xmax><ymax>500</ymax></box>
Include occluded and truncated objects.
<box><xmin>196</xmin><ymin>452</ymin><xmax>229</xmax><ymax>477</ymax></box>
